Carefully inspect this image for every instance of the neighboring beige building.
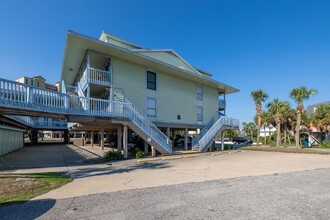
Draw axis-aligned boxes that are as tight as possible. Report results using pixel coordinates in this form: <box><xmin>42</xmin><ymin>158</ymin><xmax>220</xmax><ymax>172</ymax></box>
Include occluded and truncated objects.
<box><xmin>16</xmin><ymin>76</ymin><xmax>58</xmax><ymax>91</ymax></box>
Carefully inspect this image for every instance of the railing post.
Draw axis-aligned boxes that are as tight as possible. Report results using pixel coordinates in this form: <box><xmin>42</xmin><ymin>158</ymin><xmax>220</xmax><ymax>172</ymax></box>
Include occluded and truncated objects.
<box><xmin>26</xmin><ymin>87</ymin><xmax>33</xmax><ymax>104</ymax></box>
<box><xmin>64</xmin><ymin>94</ymin><xmax>68</xmax><ymax>109</ymax></box>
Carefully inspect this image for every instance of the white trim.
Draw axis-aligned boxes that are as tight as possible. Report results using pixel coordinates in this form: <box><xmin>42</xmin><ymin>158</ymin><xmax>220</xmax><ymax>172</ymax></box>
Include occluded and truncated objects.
<box><xmin>196</xmin><ymin>84</ymin><xmax>203</xmax><ymax>123</ymax></box>
<box><xmin>146</xmin><ymin>69</ymin><xmax>157</xmax><ymax>120</ymax></box>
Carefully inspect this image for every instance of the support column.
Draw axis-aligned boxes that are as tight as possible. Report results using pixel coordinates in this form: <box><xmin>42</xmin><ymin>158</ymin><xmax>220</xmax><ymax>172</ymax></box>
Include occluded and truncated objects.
<box><xmin>101</xmin><ymin>129</ymin><xmax>104</xmax><ymax>150</ymax></box>
<box><xmin>91</xmin><ymin>130</ymin><xmax>94</xmax><ymax>147</ymax></box>
<box><xmin>221</xmin><ymin>130</ymin><xmax>225</xmax><ymax>151</ymax></box>
<box><xmin>117</xmin><ymin>126</ymin><xmax>122</xmax><ymax>152</ymax></box>
<box><xmin>31</xmin><ymin>130</ymin><xmax>38</xmax><ymax>145</ymax></box>
<box><xmin>144</xmin><ymin>142</ymin><xmax>148</xmax><ymax>154</ymax></box>
<box><xmin>63</xmin><ymin>130</ymin><xmax>70</xmax><ymax>144</ymax></box>
<box><xmin>151</xmin><ymin>146</ymin><xmax>156</xmax><ymax>157</ymax></box>
<box><xmin>166</xmin><ymin>127</ymin><xmax>170</xmax><ymax>137</ymax></box>
<box><xmin>172</xmin><ymin>129</ymin><xmax>176</xmax><ymax>148</ymax></box>
<box><xmin>106</xmin><ymin>131</ymin><xmax>110</xmax><ymax>147</ymax></box>
<box><xmin>123</xmin><ymin>125</ymin><xmax>128</xmax><ymax>159</ymax></box>
<box><xmin>184</xmin><ymin>128</ymin><xmax>188</xmax><ymax>150</ymax></box>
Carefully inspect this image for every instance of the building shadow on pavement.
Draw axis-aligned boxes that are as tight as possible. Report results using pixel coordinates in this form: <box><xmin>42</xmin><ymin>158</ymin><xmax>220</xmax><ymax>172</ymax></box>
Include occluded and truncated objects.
<box><xmin>70</xmin><ymin>161</ymin><xmax>171</xmax><ymax>179</ymax></box>
<box><xmin>0</xmin><ymin>199</ymin><xmax>56</xmax><ymax>220</ymax></box>
<box><xmin>0</xmin><ymin>143</ymin><xmax>93</xmax><ymax>171</ymax></box>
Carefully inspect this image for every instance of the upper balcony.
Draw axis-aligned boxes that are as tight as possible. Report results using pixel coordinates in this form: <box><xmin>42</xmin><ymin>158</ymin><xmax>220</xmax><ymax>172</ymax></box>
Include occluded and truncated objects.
<box><xmin>79</xmin><ymin>67</ymin><xmax>111</xmax><ymax>90</ymax></box>
<box><xmin>66</xmin><ymin>50</ymin><xmax>112</xmax><ymax>92</ymax></box>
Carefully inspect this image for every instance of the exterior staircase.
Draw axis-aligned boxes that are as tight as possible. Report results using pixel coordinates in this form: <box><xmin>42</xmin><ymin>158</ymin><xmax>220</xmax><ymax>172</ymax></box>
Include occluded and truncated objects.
<box><xmin>192</xmin><ymin>116</ymin><xmax>239</xmax><ymax>152</ymax></box>
<box><xmin>0</xmin><ymin>78</ymin><xmax>172</xmax><ymax>154</ymax></box>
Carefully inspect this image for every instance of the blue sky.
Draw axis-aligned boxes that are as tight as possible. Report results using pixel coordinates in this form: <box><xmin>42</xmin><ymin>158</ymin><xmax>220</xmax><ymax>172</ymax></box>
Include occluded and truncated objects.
<box><xmin>0</xmin><ymin>0</ymin><xmax>329</xmax><ymax>124</ymax></box>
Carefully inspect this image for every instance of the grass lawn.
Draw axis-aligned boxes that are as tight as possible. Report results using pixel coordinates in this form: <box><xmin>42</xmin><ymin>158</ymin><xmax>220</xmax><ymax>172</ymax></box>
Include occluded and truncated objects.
<box><xmin>238</xmin><ymin>146</ymin><xmax>330</xmax><ymax>155</ymax></box>
<box><xmin>0</xmin><ymin>172</ymin><xmax>72</xmax><ymax>206</ymax></box>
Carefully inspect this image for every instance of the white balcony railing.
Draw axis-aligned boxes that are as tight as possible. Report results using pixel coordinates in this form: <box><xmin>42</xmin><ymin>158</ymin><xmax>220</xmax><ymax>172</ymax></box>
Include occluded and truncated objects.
<box><xmin>79</xmin><ymin>67</ymin><xmax>111</xmax><ymax>90</ymax></box>
<box><xmin>6</xmin><ymin>115</ymin><xmax>68</xmax><ymax>129</ymax></box>
<box><xmin>193</xmin><ymin>116</ymin><xmax>239</xmax><ymax>152</ymax></box>
<box><xmin>0</xmin><ymin>78</ymin><xmax>172</xmax><ymax>153</ymax></box>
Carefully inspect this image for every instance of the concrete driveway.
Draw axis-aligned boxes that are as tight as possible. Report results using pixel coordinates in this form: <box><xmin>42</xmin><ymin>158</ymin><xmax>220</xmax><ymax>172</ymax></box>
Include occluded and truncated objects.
<box><xmin>2</xmin><ymin>144</ymin><xmax>330</xmax><ymax>201</ymax></box>
<box><xmin>8</xmin><ymin>149</ymin><xmax>328</xmax><ymax>200</ymax></box>
<box><xmin>0</xmin><ymin>144</ymin><xmax>103</xmax><ymax>171</ymax></box>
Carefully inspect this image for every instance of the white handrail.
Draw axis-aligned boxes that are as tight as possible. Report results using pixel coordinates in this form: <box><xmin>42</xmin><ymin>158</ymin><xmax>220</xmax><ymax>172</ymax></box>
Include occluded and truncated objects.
<box><xmin>6</xmin><ymin>115</ymin><xmax>68</xmax><ymax>129</ymax></box>
<box><xmin>191</xmin><ymin>117</ymin><xmax>214</xmax><ymax>149</ymax></box>
<box><xmin>197</xmin><ymin>116</ymin><xmax>239</xmax><ymax>152</ymax></box>
<box><xmin>0</xmin><ymin>78</ymin><xmax>172</xmax><ymax>153</ymax></box>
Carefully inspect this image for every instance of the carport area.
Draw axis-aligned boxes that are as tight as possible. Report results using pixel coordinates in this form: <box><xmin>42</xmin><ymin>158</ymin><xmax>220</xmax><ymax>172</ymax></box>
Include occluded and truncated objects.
<box><xmin>0</xmin><ymin>143</ymin><xmax>105</xmax><ymax>171</ymax></box>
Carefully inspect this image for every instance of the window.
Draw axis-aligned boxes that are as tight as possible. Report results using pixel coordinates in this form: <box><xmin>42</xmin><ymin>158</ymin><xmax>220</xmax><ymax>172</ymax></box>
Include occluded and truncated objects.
<box><xmin>197</xmin><ymin>106</ymin><xmax>203</xmax><ymax>121</ymax></box>
<box><xmin>24</xmin><ymin>79</ymin><xmax>28</xmax><ymax>84</ymax></box>
<box><xmin>147</xmin><ymin>71</ymin><xmax>156</xmax><ymax>90</ymax></box>
<box><xmin>197</xmin><ymin>85</ymin><xmax>203</xmax><ymax>101</ymax></box>
<box><xmin>147</xmin><ymin>97</ymin><xmax>156</xmax><ymax>117</ymax></box>
<box><xmin>31</xmin><ymin>80</ymin><xmax>34</xmax><ymax>86</ymax></box>
<box><xmin>37</xmin><ymin>82</ymin><xmax>40</xmax><ymax>87</ymax></box>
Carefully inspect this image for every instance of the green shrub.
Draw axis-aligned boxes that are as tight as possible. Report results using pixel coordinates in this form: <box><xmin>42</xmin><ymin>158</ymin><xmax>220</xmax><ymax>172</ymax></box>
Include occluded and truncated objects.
<box><xmin>135</xmin><ymin>150</ymin><xmax>145</xmax><ymax>158</ymax></box>
<box><xmin>103</xmin><ymin>150</ymin><xmax>122</xmax><ymax>161</ymax></box>
<box><xmin>224</xmin><ymin>145</ymin><xmax>233</xmax><ymax>150</ymax></box>
<box><xmin>129</xmin><ymin>147</ymin><xmax>145</xmax><ymax>159</ymax></box>
<box><xmin>211</xmin><ymin>145</ymin><xmax>219</xmax><ymax>151</ymax></box>
<box><xmin>320</xmin><ymin>141</ymin><xmax>330</xmax><ymax>148</ymax></box>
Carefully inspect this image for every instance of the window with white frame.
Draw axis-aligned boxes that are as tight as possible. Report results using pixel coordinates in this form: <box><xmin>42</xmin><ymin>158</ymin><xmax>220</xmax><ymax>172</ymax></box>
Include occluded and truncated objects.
<box><xmin>197</xmin><ymin>85</ymin><xmax>203</xmax><ymax>101</ymax></box>
<box><xmin>147</xmin><ymin>97</ymin><xmax>156</xmax><ymax>117</ymax></box>
<box><xmin>197</xmin><ymin>106</ymin><xmax>203</xmax><ymax>122</ymax></box>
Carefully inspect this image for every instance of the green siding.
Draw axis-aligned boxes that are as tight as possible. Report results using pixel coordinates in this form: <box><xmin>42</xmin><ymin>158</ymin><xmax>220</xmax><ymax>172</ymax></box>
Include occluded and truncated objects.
<box><xmin>112</xmin><ymin>57</ymin><xmax>219</xmax><ymax>125</ymax></box>
<box><xmin>203</xmin><ymin>85</ymin><xmax>219</xmax><ymax>123</ymax></box>
<box><xmin>0</xmin><ymin>127</ymin><xmax>24</xmax><ymax>156</ymax></box>
<box><xmin>112</xmin><ymin>58</ymin><xmax>146</xmax><ymax>115</ymax></box>
<box><xmin>157</xmin><ymin>71</ymin><xmax>196</xmax><ymax>124</ymax></box>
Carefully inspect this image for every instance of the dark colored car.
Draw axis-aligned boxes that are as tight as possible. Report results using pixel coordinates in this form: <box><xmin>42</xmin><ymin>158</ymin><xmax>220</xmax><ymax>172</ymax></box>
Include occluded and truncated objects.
<box><xmin>233</xmin><ymin>137</ymin><xmax>253</xmax><ymax>144</ymax></box>
<box><xmin>174</xmin><ymin>135</ymin><xmax>192</xmax><ymax>146</ymax></box>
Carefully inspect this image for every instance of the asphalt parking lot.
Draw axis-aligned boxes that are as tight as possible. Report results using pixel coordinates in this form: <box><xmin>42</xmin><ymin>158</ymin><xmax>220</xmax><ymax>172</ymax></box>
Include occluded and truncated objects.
<box><xmin>1</xmin><ymin>144</ymin><xmax>330</xmax><ymax>219</ymax></box>
<box><xmin>1</xmin><ymin>167</ymin><xmax>330</xmax><ymax>220</ymax></box>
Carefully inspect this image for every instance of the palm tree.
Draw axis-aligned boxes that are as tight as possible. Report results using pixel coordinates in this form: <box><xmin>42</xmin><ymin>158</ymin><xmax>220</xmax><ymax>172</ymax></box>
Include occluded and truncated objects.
<box><xmin>290</xmin><ymin>86</ymin><xmax>316</xmax><ymax>148</ymax></box>
<box><xmin>245</xmin><ymin>122</ymin><xmax>257</xmax><ymax>140</ymax></box>
<box><xmin>242</xmin><ymin>122</ymin><xmax>247</xmax><ymax>137</ymax></box>
<box><xmin>285</xmin><ymin>108</ymin><xmax>296</xmax><ymax>145</ymax></box>
<box><xmin>251</xmin><ymin>90</ymin><xmax>268</xmax><ymax>146</ymax></box>
<box><xmin>312</xmin><ymin>104</ymin><xmax>330</xmax><ymax>135</ymax></box>
<box><xmin>261</xmin><ymin>111</ymin><xmax>271</xmax><ymax>145</ymax></box>
<box><xmin>267</xmin><ymin>99</ymin><xmax>288</xmax><ymax>147</ymax></box>
<box><xmin>280</xmin><ymin>102</ymin><xmax>292</xmax><ymax>145</ymax></box>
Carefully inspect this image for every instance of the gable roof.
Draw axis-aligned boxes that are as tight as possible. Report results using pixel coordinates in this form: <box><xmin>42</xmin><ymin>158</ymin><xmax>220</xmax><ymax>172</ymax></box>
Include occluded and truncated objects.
<box><xmin>61</xmin><ymin>30</ymin><xmax>239</xmax><ymax>94</ymax></box>
<box><xmin>99</xmin><ymin>30</ymin><xmax>144</xmax><ymax>49</ymax></box>
<box><xmin>131</xmin><ymin>49</ymin><xmax>202</xmax><ymax>75</ymax></box>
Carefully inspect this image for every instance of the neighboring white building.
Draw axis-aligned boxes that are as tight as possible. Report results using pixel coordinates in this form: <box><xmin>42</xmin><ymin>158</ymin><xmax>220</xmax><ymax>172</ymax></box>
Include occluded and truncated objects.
<box><xmin>306</xmin><ymin>101</ymin><xmax>330</xmax><ymax>146</ymax></box>
<box><xmin>259</xmin><ymin>127</ymin><xmax>277</xmax><ymax>137</ymax></box>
